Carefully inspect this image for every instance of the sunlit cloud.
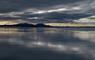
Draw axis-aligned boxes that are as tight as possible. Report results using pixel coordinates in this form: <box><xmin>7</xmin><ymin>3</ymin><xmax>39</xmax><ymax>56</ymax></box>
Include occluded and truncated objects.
<box><xmin>27</xmin><ymin>17</ymin><xmax>40</xmax><ymax>19</ymax></box>
<box><xmin>0</xmin><ymin>12</ymin><xmax>24</xmax><ymax>18</ymax></box>
<box><xmin>71</xmin><ymin>7</ymin><xmax>81</xmax><ymax>10</ymax></box>
<box><xmin>73</xmin><ymin>15</ymin><xmax>95</xmax><ymax>23</ymax></box>
<box><xmin>31</xmin><ymin>7</ymin><xmax>82</xmax><ymax>14</ymax></box>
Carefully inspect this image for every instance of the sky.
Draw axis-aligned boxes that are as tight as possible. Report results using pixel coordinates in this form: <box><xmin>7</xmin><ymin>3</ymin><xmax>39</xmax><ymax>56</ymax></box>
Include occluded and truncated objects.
<box><xmin>0</xmin><ymin>0</ymin><xmax>95</xmax><ymax>22</ymax></box>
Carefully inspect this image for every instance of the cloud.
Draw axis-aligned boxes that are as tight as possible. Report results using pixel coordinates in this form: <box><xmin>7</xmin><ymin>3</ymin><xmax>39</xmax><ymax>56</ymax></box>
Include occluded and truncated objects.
<box><xmin>31</xmin><ymin>7</ymin><xmax>82</xmax><ymax>14</ymax></box>
<box><xmin>0</xmin><ymin>0</ymin><xmax>95</xmax><ymax>20</ymax></box>
<box><xmin>0</xmin><ymin>0</ymin><xmax>83</xmax><ymax>13</ymax></box>
<box><xmin>0</xmin><ymin>6</ymin><xmax>82</xmax><ymax>19</ymax></box>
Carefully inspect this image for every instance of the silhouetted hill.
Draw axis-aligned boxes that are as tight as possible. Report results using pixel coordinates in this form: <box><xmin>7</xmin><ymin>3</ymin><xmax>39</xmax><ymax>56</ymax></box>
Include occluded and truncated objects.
<box><xmin>16</xmin><ymin>23</ymin><xmax>35</xmax><ymax>27</ymax></box>
<box><xmin>0</xmin><ymin>23</ymin><xmax>50</xmax><ymax>27</ymax></box>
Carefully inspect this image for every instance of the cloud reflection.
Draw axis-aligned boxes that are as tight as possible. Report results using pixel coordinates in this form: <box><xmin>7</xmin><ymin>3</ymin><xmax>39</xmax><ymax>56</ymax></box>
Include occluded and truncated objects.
<box><xmin>0</xmin><ymin>28</ymin><xmax>94</xmax><ymax>59</ymax></box>
<box><xmin>73</xmin><ymin>31</ymin><xmax>95</xmax><ymax>43</ymax></box>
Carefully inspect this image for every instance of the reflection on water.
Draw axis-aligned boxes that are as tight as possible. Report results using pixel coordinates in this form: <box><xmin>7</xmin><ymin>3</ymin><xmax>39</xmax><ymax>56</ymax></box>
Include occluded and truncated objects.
<box><xmin>0</xmin><ymin>27</ymin><xmax>95</xmax><ymax>60</ymax></box>
<box><xmin>73</xmin><ymin>31</ymin><xmax>95</xmax><ymax>42</ymax></box>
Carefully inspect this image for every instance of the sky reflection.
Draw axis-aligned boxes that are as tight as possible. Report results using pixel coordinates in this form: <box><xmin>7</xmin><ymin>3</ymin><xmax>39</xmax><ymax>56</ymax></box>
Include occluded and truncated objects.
<box><xmin>0</xmin><ymin>28</ymin><xmax>94</xmax><ymax>60</ymax></box>
<box><xmin>73</xmin><ymin>31</ymin><xmax>95</xmax><ymax>43</ymax></box>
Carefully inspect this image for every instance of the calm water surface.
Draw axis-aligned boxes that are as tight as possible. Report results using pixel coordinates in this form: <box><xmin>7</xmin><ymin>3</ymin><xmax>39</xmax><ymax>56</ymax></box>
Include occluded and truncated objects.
<box><xmin>0</xmin><ymin>27</ymin><xmax>95</xmax><ymax>60</ymax></box>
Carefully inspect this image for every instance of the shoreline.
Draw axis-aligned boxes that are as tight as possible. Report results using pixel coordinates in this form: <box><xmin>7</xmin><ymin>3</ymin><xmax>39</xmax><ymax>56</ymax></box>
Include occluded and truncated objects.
<box><xmin>0</xmin><ymin>23</ymin><xmax>95</xmax><ymax>28</ymax></box>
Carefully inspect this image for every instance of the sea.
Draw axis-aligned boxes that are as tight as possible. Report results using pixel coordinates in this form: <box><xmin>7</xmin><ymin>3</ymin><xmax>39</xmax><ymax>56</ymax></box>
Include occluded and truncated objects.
<box><xmin>0</xmin><ymin>27</ymin><xmax>95</xmax><ymax>60</ymax></box>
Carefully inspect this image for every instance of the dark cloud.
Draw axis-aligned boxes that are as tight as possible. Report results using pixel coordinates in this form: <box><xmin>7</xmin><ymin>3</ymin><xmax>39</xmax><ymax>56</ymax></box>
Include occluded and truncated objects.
<box><xmin>0</xmin><ymin>0</ymin><xmax>83</xmax><ymax>12</ymax></box>
<box><xmin>0</xmin><ymin>0</ymin><xmax>95</xmax><ymax>22</ymax></box>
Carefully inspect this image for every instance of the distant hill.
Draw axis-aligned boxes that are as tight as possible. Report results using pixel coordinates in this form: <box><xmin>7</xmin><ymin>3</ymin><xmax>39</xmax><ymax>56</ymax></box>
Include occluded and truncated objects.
<box><xmin>0</xmin><ymin>23</ymin><xmax>50</xmax><ymax>27</ymax></box>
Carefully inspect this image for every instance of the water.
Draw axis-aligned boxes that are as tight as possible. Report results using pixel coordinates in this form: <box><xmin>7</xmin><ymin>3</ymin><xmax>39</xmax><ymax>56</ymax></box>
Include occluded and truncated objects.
<box><xmin>0</xmin><ymin>27</ymin><xmax>95</xmax><ymax>60</ymax></box>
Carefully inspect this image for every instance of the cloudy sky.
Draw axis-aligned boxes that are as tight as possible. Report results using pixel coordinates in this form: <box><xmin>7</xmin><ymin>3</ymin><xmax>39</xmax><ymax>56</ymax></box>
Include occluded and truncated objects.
<box><xmin>0</xmin><ymin>0</ymin><xmax>95</xmax><ymax>22</ymax></box>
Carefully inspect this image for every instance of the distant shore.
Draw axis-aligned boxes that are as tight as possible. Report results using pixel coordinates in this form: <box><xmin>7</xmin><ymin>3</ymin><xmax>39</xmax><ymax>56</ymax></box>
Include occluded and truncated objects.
<box><xmin>0</xmin><ymin>23</ymin><xmax>95</xmax><ymax>28</ymax></box>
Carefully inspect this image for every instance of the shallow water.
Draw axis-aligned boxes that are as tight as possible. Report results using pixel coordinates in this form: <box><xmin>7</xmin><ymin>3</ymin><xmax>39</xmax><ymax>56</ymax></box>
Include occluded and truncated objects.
<box><xmin>0</xmin><ymin>27</ymin><xmax>95</xmax><ymax>60</ymax></box>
